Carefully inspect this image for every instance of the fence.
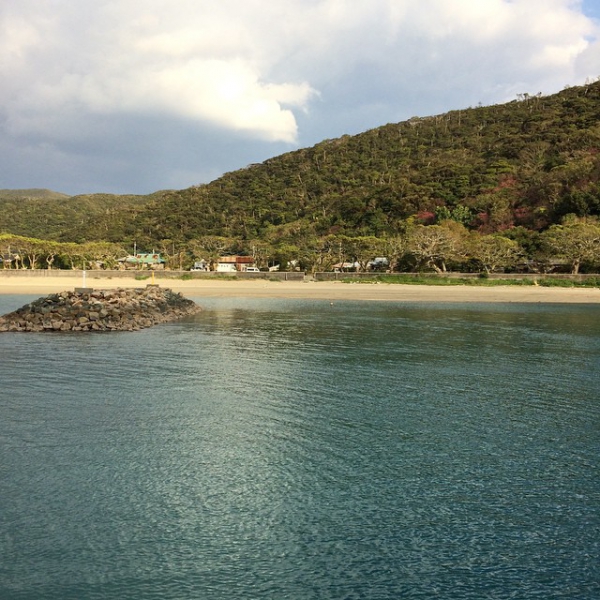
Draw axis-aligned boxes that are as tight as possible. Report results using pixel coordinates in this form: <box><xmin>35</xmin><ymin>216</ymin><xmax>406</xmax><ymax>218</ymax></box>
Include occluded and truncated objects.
<box><xmin>0</xmin><ymin>269</ymin><xmax>596</xmax><ymax>283</ymax></box>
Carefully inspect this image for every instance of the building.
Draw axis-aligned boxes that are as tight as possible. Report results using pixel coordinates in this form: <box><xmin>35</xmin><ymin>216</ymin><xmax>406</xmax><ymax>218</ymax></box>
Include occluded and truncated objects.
<box><xmin>216</xmin><ymin>255</ymin><xmax>257</xmax><ymax>272</ymax></box>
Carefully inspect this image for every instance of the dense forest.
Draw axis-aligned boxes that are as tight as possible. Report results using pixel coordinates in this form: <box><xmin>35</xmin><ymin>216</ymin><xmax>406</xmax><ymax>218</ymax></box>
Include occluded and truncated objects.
<box><xmin>1</xmin><ymin>81</ymin><xmax>599</xmax><ymax>273</ymax></box>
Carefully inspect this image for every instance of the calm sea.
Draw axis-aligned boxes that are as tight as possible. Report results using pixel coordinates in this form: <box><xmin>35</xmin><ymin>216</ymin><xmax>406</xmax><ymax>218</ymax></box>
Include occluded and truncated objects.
<box><xmin>0</xmin><ymin>295</ymin><xmax>599</xmax><ymax>600</ymax></box>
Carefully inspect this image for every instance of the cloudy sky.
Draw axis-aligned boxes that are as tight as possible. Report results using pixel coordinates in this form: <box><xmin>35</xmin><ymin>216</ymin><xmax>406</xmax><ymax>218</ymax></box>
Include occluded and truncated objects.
<box><xmin>1</xmin><ymin>0</ymin><xmax>599</xmax><ymax>195</ymax></box>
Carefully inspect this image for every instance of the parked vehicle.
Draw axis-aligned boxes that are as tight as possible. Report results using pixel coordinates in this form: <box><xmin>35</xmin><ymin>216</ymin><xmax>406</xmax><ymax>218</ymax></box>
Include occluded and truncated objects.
<box><xmin>190</xmin><ymin>260</ymin><xmax>208</xmax><ymax>272</ymax></box>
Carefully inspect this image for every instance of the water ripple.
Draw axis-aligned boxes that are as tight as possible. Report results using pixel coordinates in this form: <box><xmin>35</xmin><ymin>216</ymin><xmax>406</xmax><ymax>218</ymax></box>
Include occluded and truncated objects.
<box><xmin>1</xmin><ymin>300</ymin><xmax>598</xmax><ymax>599</ymax></box>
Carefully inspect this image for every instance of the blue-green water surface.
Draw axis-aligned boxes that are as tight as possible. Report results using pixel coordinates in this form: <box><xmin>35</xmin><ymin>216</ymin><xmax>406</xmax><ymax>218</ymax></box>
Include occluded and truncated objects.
<box><xmin>1</xmin><ymin>296</ymin><xmax>599</xmax><ymax>599</ymax></box>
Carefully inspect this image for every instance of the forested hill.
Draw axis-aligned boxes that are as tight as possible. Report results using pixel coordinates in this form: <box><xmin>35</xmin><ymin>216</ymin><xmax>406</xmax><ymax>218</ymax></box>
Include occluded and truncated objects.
<box><xmin>0</xmin><ymin>192</ymin><xmax>157</xmax><ymax>241</ymax></box>
<box><xmin>3</xmin><ymin>80</ymin><xmax>600</xmax><ymax>246</ymax></box>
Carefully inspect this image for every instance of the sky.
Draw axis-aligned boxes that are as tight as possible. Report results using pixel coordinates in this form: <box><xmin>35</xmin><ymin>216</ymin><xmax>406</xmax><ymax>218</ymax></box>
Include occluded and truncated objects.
<box><xmin>1</xmin><ymin>0</ymin><xmax>600</xmax><ymax>196</ymax></box>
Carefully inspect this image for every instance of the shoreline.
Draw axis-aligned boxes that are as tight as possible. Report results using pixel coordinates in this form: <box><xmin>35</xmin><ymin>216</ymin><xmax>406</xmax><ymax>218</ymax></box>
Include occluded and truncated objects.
<box><xmin>0</xmin><ymin>274</ymin><xmax>599</xmax><ymax>303</ymax></box>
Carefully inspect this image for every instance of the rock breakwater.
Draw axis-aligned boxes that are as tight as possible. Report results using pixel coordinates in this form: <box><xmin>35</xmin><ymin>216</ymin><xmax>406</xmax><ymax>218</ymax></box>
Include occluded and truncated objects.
<box><xmin>0</xmin><ymin>286</ymin><xmax>201</xmax><ymax>332</ymax></box>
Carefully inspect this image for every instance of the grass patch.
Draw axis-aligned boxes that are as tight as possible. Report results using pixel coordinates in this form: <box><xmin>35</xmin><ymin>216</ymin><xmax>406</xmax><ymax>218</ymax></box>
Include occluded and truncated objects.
<box><xmin>178</xmin><ymin>273</ymin><xmax>214</xmax><ymax>280</ymax></box>
<box><xmin>342</xmin><ymin>274</ymin><xmax>533</xmax><ymax>286</ymax></box>
<box><xmin>339</xmin><ymin>274</ymin><xmax>599</xmax><ymax>288</ymax></box>
<box><xmin>537</xmin><ymin>277</ymin><xmax>600</xmax><ymax>288</ymax></box>
<box><xmin>134</xmin><ymin>274</ymin><xmax>150</xmax><ymax>281</ymax></box>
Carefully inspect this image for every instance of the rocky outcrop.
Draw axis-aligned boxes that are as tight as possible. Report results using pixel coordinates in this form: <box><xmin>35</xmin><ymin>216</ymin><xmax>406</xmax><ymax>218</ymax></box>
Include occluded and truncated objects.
<box><xmin>0</xmin><ymin>286</ymin><xmax>201</xmax><ymax>332</ymax></box>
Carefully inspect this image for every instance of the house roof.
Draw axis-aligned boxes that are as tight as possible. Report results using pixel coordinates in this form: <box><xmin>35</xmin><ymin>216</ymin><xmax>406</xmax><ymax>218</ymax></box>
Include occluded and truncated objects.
<box><xmin>218</xmin><ymin>255</ymin><xmax>255</xmax><ymax>264</ymax></box>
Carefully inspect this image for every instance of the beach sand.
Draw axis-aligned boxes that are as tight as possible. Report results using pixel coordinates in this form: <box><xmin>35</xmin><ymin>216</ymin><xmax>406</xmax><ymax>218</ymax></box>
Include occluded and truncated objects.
<box><xmin>0</xmin><ymin>273</ymin><xmax>599</xmax><ymax>303</ymax></box>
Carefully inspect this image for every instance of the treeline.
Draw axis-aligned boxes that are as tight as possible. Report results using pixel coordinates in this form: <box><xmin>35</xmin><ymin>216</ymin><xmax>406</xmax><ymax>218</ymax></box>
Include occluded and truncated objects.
<box><xmin>2</xmin><ymin>216</ymin><xmax>599</xmax><ymax>274</ymax></box>
<box><xmin>0</xmin><ymin>235</ymin><xmax>127</xmax><ymax>270</ymax></box>
<box><xmin>0</xmin><ymin>193</ymin><xmax>155</xmax><ymax>241</ymax></box>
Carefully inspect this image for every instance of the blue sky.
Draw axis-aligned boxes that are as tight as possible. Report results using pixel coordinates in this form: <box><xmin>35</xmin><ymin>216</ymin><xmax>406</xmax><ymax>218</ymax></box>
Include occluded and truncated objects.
<box><xmin>1</xmin><ymin>0</ymin><xmax>599</xmax><ymax>196</ymax></box>
<box><xmin>583</xmin><ymin>0</ymin><xmax>600</xmax><ymax>19</ymax></box>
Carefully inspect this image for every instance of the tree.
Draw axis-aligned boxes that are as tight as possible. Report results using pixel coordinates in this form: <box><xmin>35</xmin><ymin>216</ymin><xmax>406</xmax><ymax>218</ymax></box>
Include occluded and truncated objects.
<box><xmin>435</xmin><ymin>204</ymin><xmax>473</xmax><ymax>226</ymax></box>
<box><xmin>59</xmin><ymin>242</ymin><xmax>87</xmax><ymax>270</ymax></box>
<box><xmin>297</xmin><ymin>235</ymin><xmax>337</xmax><ymax>273</ymax></box>
<box><xmin>41</xmin><ymin>240</ymin><xmax>63</xmax><ymax>269</ymax></box>
<box><xmin>343</xmin><ymin>236</ymin><xmax>386</xmax><ymax>272</ymax></box>
<box><xmin>469</xmin><ymin>234</ymin><xmax>522</xmax><ymax>273</ymax></box>
<box><xmin>540</xmin><ymin>218</ymin><xmax>600</xmax><ymax>273</ymax></box>
<box><xmin>0</xmin><ymin>234</ymin><xmax>24</xmax><ymax>268</ymax></box>
<box><xmin>83</xmin><ymin>242</ymin><xmax>127</xmax><ymax>269</ymax></box>
<box><xmin>246</xmin><ymin>240</ymin><xmax>272</xmax><ymax>269</ymax></box>
<box><xmin>18</xmin><ymin>237</ymin><xmax>44</xmax><ymax>269</ymax></box>
<box><xmin>407</xmin><ymin>223</ymin><xmax>468</xmax><ymax>272</ymax></box>
<box><xmin>270</xmin><ymin>243</ymin><xmax>300</xmax><ymax>271</ymax></box>
<box><xmin>473</xmin><ymin>186</ymin><xmax>517</xmax><ymax>232</ymax></box>
<box><xmin>381</xmin><ymin>235</ymin><xmax>409</xmax><ymax>272</ymax></box>
<box><xmin>155</xmin><ymin>239</ymin><xmax>177</xmax><ymax>270</ymax></box>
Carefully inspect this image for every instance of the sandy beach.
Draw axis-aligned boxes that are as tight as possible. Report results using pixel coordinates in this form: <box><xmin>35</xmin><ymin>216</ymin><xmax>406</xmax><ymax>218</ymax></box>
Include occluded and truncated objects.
<box><xmin>0</xmin><ymin>273</ymin><xmax>599</xmax><ymax>303</ymax></box>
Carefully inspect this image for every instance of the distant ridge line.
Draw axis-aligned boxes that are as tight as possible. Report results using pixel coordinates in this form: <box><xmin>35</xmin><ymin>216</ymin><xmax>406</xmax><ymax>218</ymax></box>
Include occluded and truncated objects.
<box><xmin>0</xmin><ymin>188</ymin><xmax>71</xmax><ymax>200</ymax></box>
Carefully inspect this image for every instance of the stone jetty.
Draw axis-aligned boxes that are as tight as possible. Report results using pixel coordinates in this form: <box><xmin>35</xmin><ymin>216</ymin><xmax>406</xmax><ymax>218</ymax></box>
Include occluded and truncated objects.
<box><xmin>0</xmin><ymin>286</ymin><xmax>201</xmax><ymax>332</ymax></box>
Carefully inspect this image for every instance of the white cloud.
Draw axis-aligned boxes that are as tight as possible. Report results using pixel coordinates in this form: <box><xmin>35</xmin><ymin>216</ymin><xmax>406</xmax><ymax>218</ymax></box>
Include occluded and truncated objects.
<box><xmin>0</xmin><ymin>0</ymin><xmax>598</xmax><ymax>193</ymax></box>
<box><xmin>0</xmin><ymin>1</ymin><xmax>316</xmax><ymax>142</ymax></box>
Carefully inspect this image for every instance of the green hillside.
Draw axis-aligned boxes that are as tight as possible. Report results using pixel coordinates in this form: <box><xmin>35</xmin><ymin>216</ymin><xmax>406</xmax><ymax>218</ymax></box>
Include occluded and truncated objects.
<box><xmin>0</xmin><ymin>192</ymin><xmax>156</xmax><ymax>241</ymax></box>
<box><xmin>95</xmin><ymin>81</ymin><xmax>600</xmax><ymax>247</ymax></box>
<box><xmin>1</xmin><ymin>81</ymin><xmax>599</xmax><ymax>255</ymax></box>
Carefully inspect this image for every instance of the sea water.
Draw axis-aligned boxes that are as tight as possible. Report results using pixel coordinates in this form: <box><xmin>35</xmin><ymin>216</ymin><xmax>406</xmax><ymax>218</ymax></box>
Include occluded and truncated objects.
<box><xmin>0</xmin><ymin>296</ymin><xmax>598</xmax><ymax>599</ymax></box>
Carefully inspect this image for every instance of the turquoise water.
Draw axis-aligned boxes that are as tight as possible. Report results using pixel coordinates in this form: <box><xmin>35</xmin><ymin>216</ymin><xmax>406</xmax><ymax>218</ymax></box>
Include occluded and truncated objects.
<box><xmin>1</xmin><ymin>296</ymin><xmax>599</xmax><ymax>599</ymax></box>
